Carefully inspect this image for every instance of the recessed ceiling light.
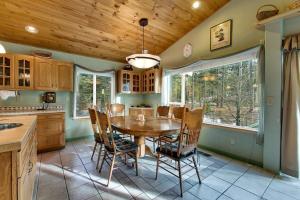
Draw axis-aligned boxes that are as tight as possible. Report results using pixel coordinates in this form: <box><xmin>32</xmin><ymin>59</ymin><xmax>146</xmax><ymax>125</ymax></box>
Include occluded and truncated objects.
<box><xmin>25</xmin><ymin>25</ymin><xmax>39</xmax><ymax>34</ymax></box>
<box><xmin>192</xmin><ymin>1</ymin><xmax>201</xmax><ymax>9</ymax></box>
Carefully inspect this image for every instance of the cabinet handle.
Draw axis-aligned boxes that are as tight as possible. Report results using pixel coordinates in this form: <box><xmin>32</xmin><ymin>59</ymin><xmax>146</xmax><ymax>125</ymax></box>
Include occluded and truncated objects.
<box><xmin>28</xmin><ymin>160</ymin><xmax>33</xmax><ymax>174</ymax></box>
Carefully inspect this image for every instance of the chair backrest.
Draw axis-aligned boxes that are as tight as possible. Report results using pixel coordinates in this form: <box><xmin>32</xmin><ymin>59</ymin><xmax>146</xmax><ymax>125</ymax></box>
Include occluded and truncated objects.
<box><xmin>95</xmin><ymin>110</ymin><xmax>116</xmax><ymax>151</ymax></box>
<box><xmin>109</xmin><ymin>103</ymin><xmax>125</xmax><ymax>117</ymax></box>
<box><xmin>177</xmin><ymin>107</ymin><xmax>204</xmax><ymax>157</ymax></box>
<box><xmin>88</xmin><ymin>107</ymin><xmax>98</xmax><ymax>134</ymax></box>
<box><xmin>170</xmin><ymin>106</ymin><xmax>188</xmax><ymax>120</ymax></box>
<box><xmin>156</xmin><ymin>106</ymin><xmax>170</xmax><ymax>118</ymax></box>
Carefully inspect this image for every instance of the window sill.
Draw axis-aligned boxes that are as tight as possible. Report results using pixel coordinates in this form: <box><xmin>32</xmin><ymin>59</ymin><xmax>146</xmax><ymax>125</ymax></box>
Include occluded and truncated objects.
<box><xmin>203</xmin><ymin>122</ymin><xmax>258</xmax><ymax>135</ymax></box>
<box><xmin>73</xmin><ymin>116</ymin><xmax>90</xmax><ymax>120</ymax></box>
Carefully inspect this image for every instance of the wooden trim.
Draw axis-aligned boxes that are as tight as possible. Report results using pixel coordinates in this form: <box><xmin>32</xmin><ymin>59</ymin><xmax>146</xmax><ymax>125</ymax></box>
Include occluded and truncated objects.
<box><xmin>256</xmin><ymin>7</ymin><xmax>300</xmax><ymax>29</ymax></box>
<box><xmin>203</xmin><ymin>122</ymin><xmax>258</xmax><ymax>134</ymax></box>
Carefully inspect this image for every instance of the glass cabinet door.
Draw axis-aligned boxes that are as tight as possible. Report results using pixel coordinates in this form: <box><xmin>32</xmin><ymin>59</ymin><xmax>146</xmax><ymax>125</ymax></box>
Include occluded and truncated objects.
<box><xmin>122</xmin><ymin>71</ymin><xmax>131</xmax><ymax>92</ymax></box>
<box><xmin>15</xmin><ymin>55</ymin><xmax>33</xmax><ymax>89</ymax></box>
<box><xmin>142</xmin><ymin>73</ymin><xmax>147</xmax><ymax>93</ymax></box>
<box><xmin>148</xmin><ymin>71</ymin><xmax>155</xmax><ymax>92</ymax></box>
<box><xmin>132</xmin><ymin>73</ymin><xmax>140</xmax><ymax>93</ymax></box>
<box><xmin>0</xmin><ymin>54</ymin><xmax>13</xmax><ymax>89</ymax></box>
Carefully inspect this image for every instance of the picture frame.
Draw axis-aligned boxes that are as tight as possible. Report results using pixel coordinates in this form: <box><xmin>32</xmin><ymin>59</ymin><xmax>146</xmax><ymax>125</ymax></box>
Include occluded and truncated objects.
<box><xmin>210</xmin><ymin>19</ymin><xmax>232</xmax><ymax>51</ymax></box>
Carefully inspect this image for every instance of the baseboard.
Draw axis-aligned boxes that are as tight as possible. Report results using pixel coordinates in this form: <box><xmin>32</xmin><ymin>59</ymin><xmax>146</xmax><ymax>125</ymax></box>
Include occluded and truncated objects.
<box><xmin>198</xmin><ymin>144</ymin><xmax>263</xmax><ymax>167</ymax></box>
<box><xmin>66</xmin><ymin>135</ymin><xmax>93</xmax><ymax>142</ymax></box>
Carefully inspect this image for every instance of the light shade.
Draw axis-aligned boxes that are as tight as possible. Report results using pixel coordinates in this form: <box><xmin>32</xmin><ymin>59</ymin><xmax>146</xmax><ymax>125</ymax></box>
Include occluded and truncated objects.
<box><xmin>0</xmin><ymin>43</ymin><xmax>6</xmax><ymax>53</ymax></box>
<box><xmin>126</xmin><ymin>53</ymin><xmax>160</xmax><ymax>69</ymax></box>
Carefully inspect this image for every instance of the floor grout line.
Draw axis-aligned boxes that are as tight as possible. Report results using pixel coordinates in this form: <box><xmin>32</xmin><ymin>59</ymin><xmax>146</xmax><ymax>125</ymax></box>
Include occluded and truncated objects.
<box><xmin>59</xmin><ymin>150</ymin><xmax>71</xmax><ymax>200</ymax></box>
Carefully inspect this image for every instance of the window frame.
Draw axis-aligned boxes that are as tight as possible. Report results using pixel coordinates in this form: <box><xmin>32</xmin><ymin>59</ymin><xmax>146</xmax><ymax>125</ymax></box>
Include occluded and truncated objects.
<box><xmin>73</xmin><ymin>67</ymin><xmax>115</xmax><ymax>119</ymax></box>
<box><xmin>163</xmin><ymin>48</ymin><xmax>261</xmax><ymax>132</ymax></box>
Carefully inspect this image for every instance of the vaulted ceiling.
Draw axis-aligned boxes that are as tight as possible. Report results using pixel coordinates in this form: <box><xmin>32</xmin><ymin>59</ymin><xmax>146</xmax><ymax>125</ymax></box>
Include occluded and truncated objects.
<box><xmin>0</xmin><ymin>0</ymin><xmax>229</xmax><ymax>62</ymax></box>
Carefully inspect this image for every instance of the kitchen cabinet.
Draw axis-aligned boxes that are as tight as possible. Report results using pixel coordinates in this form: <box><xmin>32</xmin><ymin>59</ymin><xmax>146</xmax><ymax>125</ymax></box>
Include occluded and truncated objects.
<box><xmin>131</xmin><ymin>72</ymin><xmax>141</xmax><ymax>93</ymax></box>
<box><xmin>0</xmin><ymin>116</ymin><xmax>37</xmax><ymax>200</ymax></box>
<box><xmin>55</xmin><ymin>61</ymin><xmax>73</xmax><ymax>91</ymax></box>
<box><xmin>117</xmin><ymin>70</ymin><xmax>131</xmax><ymax>93</ymax></box>
<box><xmin>36</xmin><ymin>112</ymin><xmax>65</xmax><ymax>152</ymax></box>
<box><xmin>14</xmin><ymin>55</ymin><xmax>34</xmax><ymax>90</ymax></box>
<box><xmin>0</xmin><ymin>54</ymin><xmax>14</xmax><ymax>89</ymax></box>
<box><xmin>34</xmin><ymin>57</ymin><xmax>55</xmax><ymax>90</ymax></box>
<box><xmin>142</xmin><ymin>68</ymin><xmax>161</xmax><ymax>93</ymax></box>
<box><xmin>34</xmin><ymin>58</ymin><xmax>73</xmax><ymax>91</ymax></box>
<box><xmin>117</xmin><ymin>68</ymin><xmax>161</xmax><ymax>94</ymax></box>
<box><xmin>0</xmin><ymin>53</ymin><xmax>73</xmax><ymax>91</ymax></box>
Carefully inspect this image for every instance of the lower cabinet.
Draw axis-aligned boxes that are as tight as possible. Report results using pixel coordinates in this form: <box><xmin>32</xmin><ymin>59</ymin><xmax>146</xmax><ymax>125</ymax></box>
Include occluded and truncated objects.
<box><xmin>0</xmin><ymin>121</ymin><xmax>37</xmax><ymax>200</ymax></box>
<box><xmin>36</xmin><ymin>113</ymin><xmax>65</xmax><ymax>152</ymax></box>
<box><xmin>129</xmin><ymin>107</ymin><xmax>154</xmax><ymax>117</ymax></box>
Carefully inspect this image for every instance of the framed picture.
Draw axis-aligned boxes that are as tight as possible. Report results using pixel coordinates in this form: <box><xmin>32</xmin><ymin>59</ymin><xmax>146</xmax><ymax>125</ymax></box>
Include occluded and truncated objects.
<box><xmin>210</xmin><ymin>19</ymin><xmax>232</xmax><ymax>51</ymax></box>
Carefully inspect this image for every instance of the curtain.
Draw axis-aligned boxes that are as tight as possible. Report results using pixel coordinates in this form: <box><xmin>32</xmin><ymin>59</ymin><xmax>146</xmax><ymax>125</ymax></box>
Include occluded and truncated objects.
<box><xmin>281</xmin><ymin>34</ymin><xmax>300</xmax><ymax>178</ymax></box>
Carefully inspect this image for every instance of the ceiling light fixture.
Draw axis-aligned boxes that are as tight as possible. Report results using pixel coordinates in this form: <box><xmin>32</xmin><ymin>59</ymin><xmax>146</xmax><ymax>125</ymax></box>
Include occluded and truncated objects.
<box><xmin>0</xmin><ymin>43</ymin><xmax>6</xmax><ymax>53</ymax></box>
<box><xmin>192</xmin><ymin>1</ymin><xmax>201</xmax><ymax>9</ymax></box>
<box><xmin>25</xmin><ymin>25</ymin><xmax>39</xmax><ymax>34</ymax></box>
<box><xmin>126</xmin><ymin>18</ymin><xmax>160</xmax><ymax>69</ymax></box>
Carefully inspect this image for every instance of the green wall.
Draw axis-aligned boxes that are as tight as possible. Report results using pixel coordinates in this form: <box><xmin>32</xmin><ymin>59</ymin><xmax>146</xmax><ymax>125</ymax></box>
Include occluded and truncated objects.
<box><xmin>159</xmin><ymin>0</ymin><xmax>296</xmax><ymax>171</ymax></box>
<box><xmin>160</xmin><ymin>0</ymin><xmax>293</xmax><ymax>68</ymax></box>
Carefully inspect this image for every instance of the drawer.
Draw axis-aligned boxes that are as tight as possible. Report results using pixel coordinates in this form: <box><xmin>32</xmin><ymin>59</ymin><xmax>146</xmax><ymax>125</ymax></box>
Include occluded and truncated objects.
<box><xmin>18</xmin><ymin>129</ymin><xmax>36</xmax><ymax>177</ymax></box>
<box><xmin>18</xmin><ymin>143</ymin><xmax>37</xmax><ymax>200</ymax></box>
<box><xmin>37</xmin><ymin>134</ymin><xmax>65</xmax><ymax>151</ymax></box>
<box><xmin>37</xmin><ymin>113</ymin><xmax>64</xmax><ymax>121</ymax></box>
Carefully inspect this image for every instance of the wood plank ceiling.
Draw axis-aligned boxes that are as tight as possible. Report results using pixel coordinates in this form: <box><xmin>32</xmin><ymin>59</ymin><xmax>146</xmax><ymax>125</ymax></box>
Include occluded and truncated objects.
<box><xmin>0</xmin><ymin>0</ymin><xmax>229</xmax><ymax>62</ymax></box>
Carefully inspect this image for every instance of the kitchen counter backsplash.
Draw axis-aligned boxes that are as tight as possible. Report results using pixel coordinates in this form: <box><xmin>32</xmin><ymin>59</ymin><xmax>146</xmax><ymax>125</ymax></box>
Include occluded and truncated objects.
<box><xmin>0</xmin><ymin>104</ymin><xmax>64</xmax><ymax>112</ymax></box>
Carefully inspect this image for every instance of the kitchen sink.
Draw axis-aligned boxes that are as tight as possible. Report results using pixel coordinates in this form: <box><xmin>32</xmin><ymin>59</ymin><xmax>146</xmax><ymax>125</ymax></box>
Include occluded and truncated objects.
<box><xmin>0</xmin><ymin>123</ymin><xmax>23</xmax><ymax>131</ymax></box>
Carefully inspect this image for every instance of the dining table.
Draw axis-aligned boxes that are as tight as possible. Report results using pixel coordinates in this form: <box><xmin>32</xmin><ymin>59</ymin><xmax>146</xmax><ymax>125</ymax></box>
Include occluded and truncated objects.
<box><xmin>110</xmin><ymin>116</ymin><xmax>181</xmax><ymax>157</ymax></box>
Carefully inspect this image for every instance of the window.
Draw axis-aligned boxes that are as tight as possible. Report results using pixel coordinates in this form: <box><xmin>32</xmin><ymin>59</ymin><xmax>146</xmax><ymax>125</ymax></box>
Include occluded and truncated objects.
<box><xmin>73</xmin><ymin>67</ymin><xmax>115</xmax><ymax>118</ymax></box>
<box><xmin>164</xmin><ymin>48</ymin><xmax>262</xmax><ymax>130</ymax></box>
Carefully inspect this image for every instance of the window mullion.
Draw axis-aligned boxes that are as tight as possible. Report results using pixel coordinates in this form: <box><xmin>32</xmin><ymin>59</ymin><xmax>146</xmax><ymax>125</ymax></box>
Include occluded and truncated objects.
<box><xmin>93</xmin><ymin>75</ymin><xmax>97</xmax><ymax>106</ymax></box>
<box><xmin>181</xmin><ymin>74</ymin><xmax>185</xmax><ymax>106</ymax></box>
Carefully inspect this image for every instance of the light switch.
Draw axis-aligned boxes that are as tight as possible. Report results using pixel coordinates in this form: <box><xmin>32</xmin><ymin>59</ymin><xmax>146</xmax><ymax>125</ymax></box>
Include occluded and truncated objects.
<box><xmin>267</xmin><ymin>96</ymin><xmax>273</xmax><ymax>106</ymax></box>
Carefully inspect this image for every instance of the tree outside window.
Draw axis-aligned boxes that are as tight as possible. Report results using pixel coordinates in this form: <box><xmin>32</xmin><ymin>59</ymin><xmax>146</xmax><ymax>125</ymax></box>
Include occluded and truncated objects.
<box><xmin>168</xmin><ymin>59</ymin><xmax>260</xmax><ymax>129</ymax></box>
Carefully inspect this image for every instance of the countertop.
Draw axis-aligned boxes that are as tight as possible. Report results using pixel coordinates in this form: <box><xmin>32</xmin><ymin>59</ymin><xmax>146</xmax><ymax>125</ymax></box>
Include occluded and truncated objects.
<box><xmin>0</xmin><ymin>115</ymin><xmax>37</xmax><ymax>152</ymax></box>
<box><xmin>0</xmin><ymin>109</ymin><xmax>65</xmax><ymax>116</ymax></box>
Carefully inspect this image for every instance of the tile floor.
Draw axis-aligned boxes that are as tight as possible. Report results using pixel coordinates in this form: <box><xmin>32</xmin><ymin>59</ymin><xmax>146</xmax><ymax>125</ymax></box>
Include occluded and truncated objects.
<box><xmin>34</xmin><ymin>138</ymin><xmax>300</xmax><ymax>200</ymax></box>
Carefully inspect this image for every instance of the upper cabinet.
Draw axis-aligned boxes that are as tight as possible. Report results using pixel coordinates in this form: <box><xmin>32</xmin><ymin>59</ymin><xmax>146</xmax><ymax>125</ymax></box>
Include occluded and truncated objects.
<box><xmin>145</xmin><ymin>68</ymin><xmax>161</xmax><ymax>93</ymax></box>
<box><xmin>0</xmin><ymin>54</ymin><xmax>14</xmax><ymax>89</ymax></box>
<box><xmin>55</xmin><ymin>61</ymin><xmax>73</xmax><ymax>91</ymax></box>
<box><xmin>0</xmin><ymin>53</ymin><xmax>73</xmax><ymax>91</ymax></box>
<box><xmin>34</xmin><ymin>57</ymin><xmax>54</xmax><ymax>91</ymax></box>
<box><xmin>15</xmin><ymin>55</ymin><xmax>34</xmax><ymax>90</ymax></box>
<box><xmin>118</xmin><ymin>70</ymin><xmax>131</xmax><ymax>93</ymax></box>
<box><xmin>34</xmin><ymin>58</ymin><xmax>73</xmax><ymax>91</ymax></box>
<box><xmin>117</xmin><ymin>68</ymin><xmax>161</xmax><ymax>94</ymax></box>
<box><xmin>131</xmin><ymin>72</ymin><xmax>141</xmax><ymax>93</ymax></box>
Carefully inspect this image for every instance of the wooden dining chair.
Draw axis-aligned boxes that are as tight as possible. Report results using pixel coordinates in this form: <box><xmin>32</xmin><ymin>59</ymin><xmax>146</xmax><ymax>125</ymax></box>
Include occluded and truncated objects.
<box><xmin>147</xmin><ymin>106</ymin><xmax>171</xmax><ymax>151</ymax></box>
<box><xmin>88</xmin><ymin>107</ymin><xmax>103</xmax><ymax>169</ymax></box>
<box><xmin>108</xmin><ymin>103</ymin><xmax>125</xmax><ymax>117</ymax></box>
<box><xmin>155</xmin><ymin>107</ymin><xmax>204</xmax><ymax>197</ymax></box>
<box><xmin>96</xmin><ymin>111</ymin><xmax>139</xmax><ymax>186</ymax></box>
<box><xmin>156</xmin><ymin>105</ymin><xmax>170</xmax><ymax>118</ymax></box>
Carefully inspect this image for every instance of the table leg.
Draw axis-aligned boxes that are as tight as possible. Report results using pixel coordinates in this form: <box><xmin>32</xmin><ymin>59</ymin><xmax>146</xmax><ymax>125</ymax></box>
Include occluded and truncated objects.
<box><xmin>134</xmin><ymin>136</ymin><xmax>155</xmax><ymax>157</ymax></box>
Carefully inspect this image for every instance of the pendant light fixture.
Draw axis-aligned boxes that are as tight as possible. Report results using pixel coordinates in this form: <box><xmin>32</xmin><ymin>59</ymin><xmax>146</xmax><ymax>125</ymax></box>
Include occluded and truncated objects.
<box><xmin>126</xmin><ymin>18</ymin><xmax>160</xmax><ymax>69</ymax></box>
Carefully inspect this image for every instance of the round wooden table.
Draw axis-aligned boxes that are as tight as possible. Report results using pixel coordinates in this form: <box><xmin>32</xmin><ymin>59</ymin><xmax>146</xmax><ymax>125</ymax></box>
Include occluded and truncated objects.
<box><xmin>110</xmin><ymin>116</ymin><xmax>181</xmax><ymax>157</ymax></box>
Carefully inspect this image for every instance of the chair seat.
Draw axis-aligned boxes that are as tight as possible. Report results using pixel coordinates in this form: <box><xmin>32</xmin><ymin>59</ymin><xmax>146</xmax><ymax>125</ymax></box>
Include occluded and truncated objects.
<box><xmin>95</xmin><ymin>133</ymin><xmax>121</xmax><ymax>143</ymax></box>
<box><xmin>105</xmin><ymin>139</ymin><xmax>138</xmax><ymax>153</ymax></box>
<box><xmin>156</xmin><ymin>144</ymin><xmax>196</xmax><ymax>159</ymax></box>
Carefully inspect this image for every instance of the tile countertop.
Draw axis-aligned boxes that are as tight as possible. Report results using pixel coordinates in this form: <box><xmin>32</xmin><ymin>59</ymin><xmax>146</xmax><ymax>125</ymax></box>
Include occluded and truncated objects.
<box><xmin>0</xmin><ymin>115</ymin><xmax>37</xmax><ymax>153</ymax></box>
<box><xmin>0</xmin><ymin>109</ymin><xmax>65</xmax><ymax>116</ymax></box>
